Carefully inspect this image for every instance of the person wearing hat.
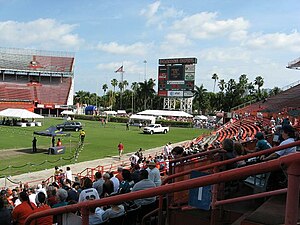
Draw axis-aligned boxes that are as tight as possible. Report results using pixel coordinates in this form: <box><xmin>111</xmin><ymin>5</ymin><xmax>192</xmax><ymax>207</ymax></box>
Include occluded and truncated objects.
<box><xmin>262</xmin><ymin>124</ymin><xmax>296</xmax><ymax>161</ymax></box>
<box><xmin>146</xmin><ymin>161</ymin><xmax>161</xmax><ymax>187</ymax></box>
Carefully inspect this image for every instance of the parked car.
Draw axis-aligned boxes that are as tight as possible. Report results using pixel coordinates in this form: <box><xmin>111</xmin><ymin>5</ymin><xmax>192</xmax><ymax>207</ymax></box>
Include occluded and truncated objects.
<box><xmin>56</xmin><ymin>121</ymin><xmax>82</xmax><ymax>131</ymax></box>
<box><xmin>143</xmin><ymin>124</ymin><xmax>169</xmax><ymax>134</ymax></box>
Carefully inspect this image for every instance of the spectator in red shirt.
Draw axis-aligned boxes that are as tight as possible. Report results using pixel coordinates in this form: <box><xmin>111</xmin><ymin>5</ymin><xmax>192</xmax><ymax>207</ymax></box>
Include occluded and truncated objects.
<box><xmin>33</xmin><ymin>192</ymin><xmax>53</xmax><ymax>225</ymax></box>
<box><xmin>12</xmin><ymin>191</ymin><xmax>37</xmax><ymax>225</ymax></box>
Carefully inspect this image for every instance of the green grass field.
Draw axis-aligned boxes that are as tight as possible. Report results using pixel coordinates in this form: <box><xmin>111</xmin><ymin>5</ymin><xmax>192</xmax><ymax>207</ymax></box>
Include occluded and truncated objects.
<box><xmin>0</xmin><ymin>118</ymin><xmax>208</xmax><ymax>177</ymax></box>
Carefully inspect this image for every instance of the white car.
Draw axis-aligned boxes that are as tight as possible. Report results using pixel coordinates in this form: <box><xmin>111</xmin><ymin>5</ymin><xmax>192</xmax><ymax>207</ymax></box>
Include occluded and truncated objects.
<box><xmin>143</xmin><ymin>124</ymin><xmax>169</xmax><ymax>134</ymax></box>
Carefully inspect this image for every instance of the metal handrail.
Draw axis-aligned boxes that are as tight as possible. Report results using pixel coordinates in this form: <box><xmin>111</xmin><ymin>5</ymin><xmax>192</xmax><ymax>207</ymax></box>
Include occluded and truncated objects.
<box><xmin>25</xmin><ymin>142</ymin><xmax>300</xmax><ymax>225</ymax></box>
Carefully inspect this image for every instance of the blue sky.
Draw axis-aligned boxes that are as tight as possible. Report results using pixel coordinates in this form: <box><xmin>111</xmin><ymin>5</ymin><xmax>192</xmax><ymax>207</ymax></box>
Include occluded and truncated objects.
<box><xmin>0</xmin><ymin>0</ymin><xmax>299</xmax><ymax>94</ymax></box>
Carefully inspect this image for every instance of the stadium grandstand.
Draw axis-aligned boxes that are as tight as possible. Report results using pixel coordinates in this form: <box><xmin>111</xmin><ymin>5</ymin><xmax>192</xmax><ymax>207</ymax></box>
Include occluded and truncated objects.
<box><xmin>0</xmin><ymin>47</ymin><xmax>75</xmax><ymax>115</ymax></box>
<box><xmin>287</xmin><ymin>57</ymin><xmax>300</xmax><ymax>70</ymax></box>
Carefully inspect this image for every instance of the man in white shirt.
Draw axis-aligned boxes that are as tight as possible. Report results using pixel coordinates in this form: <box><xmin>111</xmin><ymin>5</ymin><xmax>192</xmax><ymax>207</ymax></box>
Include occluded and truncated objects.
<box><xmin>65</xmin><ymin>166</ymin><xmax>72</xmax><ymax>182</ymax></box>
<box><xmin>263</xmin><ymin>125</ymin><xmax>296</xmax><ymax>161</ymax></box>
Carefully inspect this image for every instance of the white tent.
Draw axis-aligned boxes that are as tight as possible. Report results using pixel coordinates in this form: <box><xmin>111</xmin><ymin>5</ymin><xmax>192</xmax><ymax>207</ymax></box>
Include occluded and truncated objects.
<box><xmin>137</xmin><ymin>110</ymin><xmax>193</xmax><ymax>118</ymax></box>
<box><xmin>129</xmin><ymin>114</ymin><xmax>156</xmax><ymax>124</ymax></box>
<box><xmin>103</xmin><ymin>111</ymin><xmax>117</xmax><ymax>115</ymax></box>
<box><xmin>0</xmin><ymin>108</ymin><xmax>44</xmax><ymax>119</ymax></box>
<box><xmin>61</xmin><ymin>110</ymin><xmax>75</xmax><ymax>115</ymax></box>
<box><xmin>194</xmin><ymin>115</ymin><xmax>208</xmax><ymax>120</ymax></box>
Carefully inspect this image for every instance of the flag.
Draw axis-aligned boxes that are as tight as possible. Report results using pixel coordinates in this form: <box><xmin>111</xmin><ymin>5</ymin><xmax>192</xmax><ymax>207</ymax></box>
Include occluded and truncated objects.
<box><xmin>115</xmin><ymin>66</ymin><xmax>123</xmax><ymax>73</ymax></box>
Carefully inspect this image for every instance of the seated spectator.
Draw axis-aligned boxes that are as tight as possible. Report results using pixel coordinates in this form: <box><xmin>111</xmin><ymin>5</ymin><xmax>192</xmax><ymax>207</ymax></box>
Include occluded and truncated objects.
<box><xmin>262</xmin><ymin>125</ymin><xmax>296</xmax><ymax>161</ymax></box>
<box><xmin>233</xmin><ymin>142</ymin><xmax>246</xmax><ymax>167</ymax></box>
<box><xmin>46</xmin><ymin>186</ymin><xmax>58</xmax><ymax>207</ymax></box>
<box><xmin>0</xmin><ymin>197</ymin><xmax>11</xmax><ymax>225</ymax></box>
<box><xmin>171</xmin><ymin>146</ymin><xmax>184</xmax><ymax>158</ymax></box>
<box><xmin>131</xmin><ymin>170</ymin><xmax>156</xmax><ymax>206</ymax></box>
<box><xmin>103</xmin><ymin>194</ymin><xmax>125</xmax><ymax>219</ymax></box>
<box><xmin>250</xmin><ymin>132</ymin><xmax>272</xmax><ymax>153</ymax></box>
<box><xmin>222</xmin><ymin>138</ymin><xmax>237</xmax><ymax>170</ymax></box>
<box><xmin>34</xmin><ymin>192</ymin><xmax>53</xmax><ymax>225</ymax></box>
<box><xmin>93</xmin><ymin>172</ymin><xmax>104</xmax><ymax>197</ymax></box>
<box><xmin>89</xmin><ymin>206</ymin><xmax>108</xmax><ymax>225</ymax></box>
<box><xmin>52</xmin><ymin>189</ymin><xmax>68</xmax><ymax>208</ymax></box>
<box><xmin>12</xmin><ymin>191</ymin><xmax>37</xmax><ymax>225</ymax></box>
<box><xmin>146</xmin><ymin>161</ymin><xmax>162</xmax><ymax>187</ymax></box>
<box><xmin>118</xmin><ymin>169</ymin><xmax>134</xmax><ymax>194</ymax></box>
<box><xmin>102</xmin><ymin>173</ymin><xmax>114</xmax><ymax>197</ymax></box>
<box><xmin>79</xmin><ymin>177</ymin><xmax>99</xmax><ymax>202</ymax></box>
<box><xmin>110</xmin><ymin>172</ymin><xmax>120</xmax><ymax>193</ymax></box>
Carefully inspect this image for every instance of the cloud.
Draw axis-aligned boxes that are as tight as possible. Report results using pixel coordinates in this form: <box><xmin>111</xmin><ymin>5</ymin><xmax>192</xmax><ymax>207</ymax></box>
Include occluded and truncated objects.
<box><xmin>97</xmin><ymin>41</ymin><xmax>153</xmax><ymax>55</ymax></box>
<box><xmin>140</xmin><ymin>1</ymin><xmax>183</xmax><ymax>28</ymax></box>
<box><xmin>170</xmin><ymin>12</ymin><xmax>249</xmax><ymax>40</ymax></box>
<box><xmin>0</xmin><ymin>18</ymin><xmax>83</xmax><ymax>49</ymax></box>
<box><xmin>199</xmin><ymin>47</ymin><xmax>251</xmax><ymax>62</ymax></box>
<box><xmin>244</xmin><ymin>31</ymin><xmax>300</xmax><ymax>52</ymax></box>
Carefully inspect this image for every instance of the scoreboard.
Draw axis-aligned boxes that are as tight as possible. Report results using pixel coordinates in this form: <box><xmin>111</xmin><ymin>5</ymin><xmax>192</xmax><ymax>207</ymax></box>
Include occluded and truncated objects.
<box><xmin>158</xmin><ymin>58</ymin><xmax>196</xmax><ymax>98</ymax></box>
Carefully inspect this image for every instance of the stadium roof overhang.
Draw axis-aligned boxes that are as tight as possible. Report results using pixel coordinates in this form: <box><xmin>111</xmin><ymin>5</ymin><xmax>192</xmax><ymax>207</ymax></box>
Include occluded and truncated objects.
<box><xmin>287</xmin><ymin>57</ymin><xmax>300</xmax><ymax>70</ymax></box>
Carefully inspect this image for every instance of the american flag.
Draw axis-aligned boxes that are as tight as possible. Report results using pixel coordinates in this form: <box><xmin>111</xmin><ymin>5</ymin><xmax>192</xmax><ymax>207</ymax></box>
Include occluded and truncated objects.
<box><xmin>115</xmin><ymin>65</ymin><xmax>123</xmax><ymax>73</ymax></box>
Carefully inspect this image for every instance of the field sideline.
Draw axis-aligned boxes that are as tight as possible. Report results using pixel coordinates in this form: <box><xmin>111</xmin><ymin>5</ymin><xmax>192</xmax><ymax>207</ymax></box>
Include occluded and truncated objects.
<box><xmin>0</xmin><ymin>118</ymin><xmax>208</xmax><ymax>177</ymax></box>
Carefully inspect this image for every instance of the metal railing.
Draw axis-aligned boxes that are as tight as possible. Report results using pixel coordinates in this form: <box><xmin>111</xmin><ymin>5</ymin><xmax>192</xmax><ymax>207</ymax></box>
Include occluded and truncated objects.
<box><xmin>25</xmin><ymin>141</ymin><xmax>300</xmax><ymax>225</ymax></box>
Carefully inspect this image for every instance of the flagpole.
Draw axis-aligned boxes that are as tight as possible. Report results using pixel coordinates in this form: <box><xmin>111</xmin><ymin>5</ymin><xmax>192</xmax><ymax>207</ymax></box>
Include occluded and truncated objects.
<box><xmin>120</xmin><ymin>64</ymin><xmax>124</xmax><ymax>109</ymax></box>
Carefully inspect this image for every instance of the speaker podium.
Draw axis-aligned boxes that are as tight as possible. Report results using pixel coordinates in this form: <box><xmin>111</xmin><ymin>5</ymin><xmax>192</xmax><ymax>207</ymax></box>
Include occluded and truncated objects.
<box><xmin>48</xmin><ymin>146</ymin><xmax>66</xmax><ymax>155</ymax></box>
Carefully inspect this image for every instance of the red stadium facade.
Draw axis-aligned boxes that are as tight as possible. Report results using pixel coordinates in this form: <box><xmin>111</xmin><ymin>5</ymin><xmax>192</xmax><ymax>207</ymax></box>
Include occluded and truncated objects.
<box><xmin>0</xmin><ymin>47</ymin><xmax>75</xmax><ymax>116</ymax></box>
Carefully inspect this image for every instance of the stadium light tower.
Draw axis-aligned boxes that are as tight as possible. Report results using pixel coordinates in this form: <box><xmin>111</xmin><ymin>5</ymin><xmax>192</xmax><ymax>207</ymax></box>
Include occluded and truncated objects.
<box><xmin>143</xmin><ymin>60</ymin><xmax>147</xmax><ymax>80</ymax></box>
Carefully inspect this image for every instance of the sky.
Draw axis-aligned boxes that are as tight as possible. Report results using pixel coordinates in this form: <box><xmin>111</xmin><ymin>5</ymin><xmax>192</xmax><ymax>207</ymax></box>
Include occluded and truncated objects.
<box><xmin>0</xmin><ymin>0</ymin><xmax>300</xmax><ymax>95</ymax></box>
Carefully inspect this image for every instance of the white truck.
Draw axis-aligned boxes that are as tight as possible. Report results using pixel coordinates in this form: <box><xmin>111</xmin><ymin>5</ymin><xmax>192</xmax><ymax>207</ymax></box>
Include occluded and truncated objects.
<box><xmin>143</xmin><ymin>124</ymin><xmax>169</xmax><ymax>134</ymax></box>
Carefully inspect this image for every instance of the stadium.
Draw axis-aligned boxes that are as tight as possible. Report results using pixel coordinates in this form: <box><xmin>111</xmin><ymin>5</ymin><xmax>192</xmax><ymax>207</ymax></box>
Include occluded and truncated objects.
<box><xmin>0</xmin><ymin>47</ymin><xmax>74</xmax><ymax>115</ymax></box>
<box><xmin>0</xmin><ymin>48</ymin><xmax>300</xmax><ymax>225</ymax></box>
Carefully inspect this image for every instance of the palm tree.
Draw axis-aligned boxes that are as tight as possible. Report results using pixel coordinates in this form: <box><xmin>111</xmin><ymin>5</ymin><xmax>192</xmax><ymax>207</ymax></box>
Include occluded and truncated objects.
<box><xmin>122</xmin><ymin>80</ymin><xmax>129</xmax><ymax>90</ymax></box>
<box><xmin>269</xmin><ymin>87</ymin><xmax>281</xmax><ymax>96</ymax></box>
<box><xmin>218</xmin><ymin>79</ymin><xmax>226</xmax><ymax>92</ymax></box>
<box><xmin>111</xmin><ymin>79</ymin><xmax>118</xmax><ymax>109</ymax></box>
<box><xmin>102</xmin><ymin>84</ymin><xmax>108</xmax><ymax>96</ymax></box>
<box><xmin>111</xmin><ymin>79</ymin><xmax>118</xmax><ymax>93</ymax></box>
<box><xmin>192</xmin><ymin>84</ymin><xmax>207</xmax><ymax>114</ymax></box>
<box><xmin>138</xmin><ymin>78</ymin><xmax>156</xmax><ymax>110</ymax></box>
<box><xmin>212</xmin><ymin>73</ymin><xmax>219</xmax><ymax>93</ymax></box>
<box><xmin>131</xmin><ymin>82</ymin><xmax>139</xmax><ymax>113</ymax></box>
<box><xmin>254</xmin><ymin>76</ymin><xmax>264</xmax><ymax>99</ymax></box>
<box><xmin>74</xmin><ymin>90</ymin><xmax>87</xmax><ymax>105</ymax></box>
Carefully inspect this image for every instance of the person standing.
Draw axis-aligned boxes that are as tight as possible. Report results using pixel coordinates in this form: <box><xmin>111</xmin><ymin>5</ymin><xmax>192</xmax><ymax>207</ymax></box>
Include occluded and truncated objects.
<box><xmin>118</xmin><ymin>142</ymin><xmax>124</xmax><ymax>159</ymax></box>
<box><xmin>32</xmin><ymin>137</ymin><xmax>37</xmax><ymax>153</ymax></box>
<box><xmin>79</xmin><ymin>129</ymin><xmax>86</xmax><ymax>143</ymax></box>
<box><xmin>56</xmin><ymin>138</ymin><xmax>62</xmax><ymax>146</ymax></box>
<box><xmin>51</xmin><ymin>136</ymin><xmax>55</xmax><ymax>147</ymax></box>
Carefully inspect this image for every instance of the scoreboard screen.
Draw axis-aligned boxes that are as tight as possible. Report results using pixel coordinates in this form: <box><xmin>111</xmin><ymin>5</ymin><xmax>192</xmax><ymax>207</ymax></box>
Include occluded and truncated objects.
<box><xmin>168</xmin><ymin>65</ymin><xmax>184</xmax><ymax>80</ymax></box>
<box><xmin>158</xmin><ymin>58</ymin><xmax>196</xmax><ymax>98</ymax></box>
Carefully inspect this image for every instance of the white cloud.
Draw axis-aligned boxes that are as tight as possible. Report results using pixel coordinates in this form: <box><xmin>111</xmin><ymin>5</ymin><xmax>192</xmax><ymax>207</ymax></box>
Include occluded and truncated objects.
<box><xmin>97</xmin><ymin>41</ymin><xmax>152</xmax><ymax>55</ymax></box>
<box><xmin>164</xmin><ymin>33</ymin><xmax>191</xmax><ymax>45</ymax></box>
<box><xmin>199</xmin><ymin>47</ymin><xmax>251</xmax><ymax>62</ymax></box>
<box><xmin>0</xmin><ymin>18</ymin><xmax>83</xmax><ymax>49</ymax></box>
<box><xmin>140</xmin><ymin>1</ymin><xmax>183</xmax><ymax>28</ymax></box>
<box><xmin>171</xmin><ymin>12</ymin><xmax>250</xmax><ymax>40</ymax></box>
<box><xmin>244</xmin><ymin>31</ymin><xmax>300</xmax><ymax>52</ymax></box>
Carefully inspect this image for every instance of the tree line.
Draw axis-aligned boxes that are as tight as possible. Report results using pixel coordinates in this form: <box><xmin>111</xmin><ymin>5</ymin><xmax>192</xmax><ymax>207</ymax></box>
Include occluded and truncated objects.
<box><xmin>74</xmin><ymin>74</ymin><xmax>281</xmax><ymax>114</ymax></box>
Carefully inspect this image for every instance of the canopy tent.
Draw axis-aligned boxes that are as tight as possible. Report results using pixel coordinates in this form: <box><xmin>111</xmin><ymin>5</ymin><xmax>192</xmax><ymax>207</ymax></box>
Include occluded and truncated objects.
<box><xmin>129</xmin><ymin>114</ymin><xmax>156</xmax><ymax>124</ymax></box>
<box><xmin>194</xmin><ymin>115</ymin><xmax>208</xmax><ymax>120</ymax></box>
<box><xmin>0</xmin><ymin>108</ymin><xmax>44</xmax><ymax>119</ymax></box>
<box><xmin>61</xmin><ymin>110</ymin><xmax>75</xmax><ymax>115</ymax></box>
<box><xmin>137</xmin><ymin>110</ymin><xmax>193</xmax><ymax>118</ymax></box>
<box><xmin>34</xmin><ymin>126</ymin><xmax>71</xmax><ymax>137</ymax></box>
<box><xmin>103</xmin><ymin>111</ymin><xmax>117</xmax><ymax>115</ymax></box>
<box><xmin>117</xmin><ymin>110</ymin><xmax>127</xmax><ymax>114</ymax></box>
